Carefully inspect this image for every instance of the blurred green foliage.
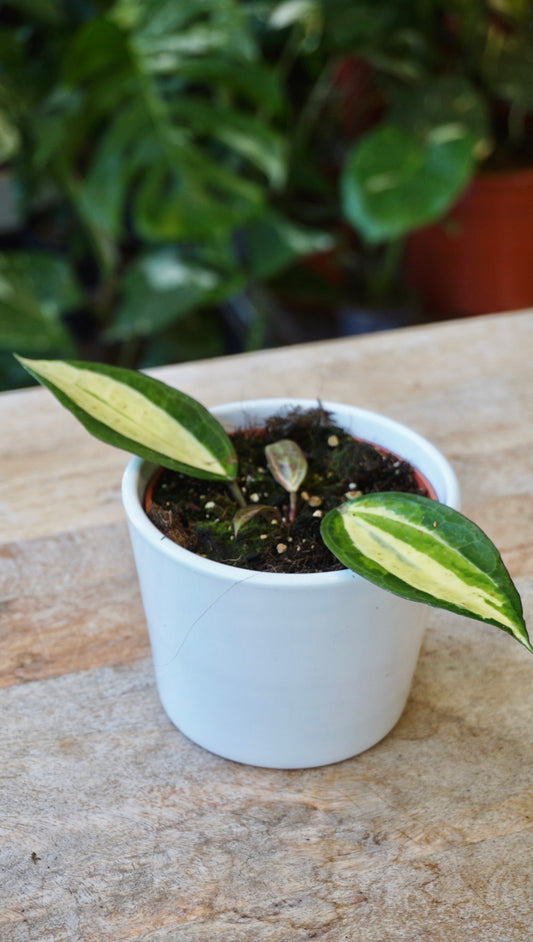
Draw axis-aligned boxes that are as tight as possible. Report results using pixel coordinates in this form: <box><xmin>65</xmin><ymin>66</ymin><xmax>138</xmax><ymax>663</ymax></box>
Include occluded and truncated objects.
<box><xmin>340</xmin><ymin>0</ymin><xmax>533</xmax><ymax>241</ymax></box>
<box><xmin>0</xmin><ymin>0</ymin><xmax>334</xmax><ymax>386</ymax></box>
<box><xmin>0</xmin><ymin>0</ymin><xmax>532</xmax><ymax>388</ymax></box>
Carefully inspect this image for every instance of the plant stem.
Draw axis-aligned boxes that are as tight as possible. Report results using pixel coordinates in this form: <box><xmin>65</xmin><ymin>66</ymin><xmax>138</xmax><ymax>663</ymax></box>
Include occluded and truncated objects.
<box><xmin>289</xmin><ymin>491</ymin><xmax>297</xmax><ymax>524</ymax></box>
<box><xmin>368</xmin><ymin>238</ymin><xmax>404</xmax><ymax>305</ymax></box>
<box><xmin>227</xmin><ymin>480</ymin><xmax>246</xmax><ymax>508</ymax></box>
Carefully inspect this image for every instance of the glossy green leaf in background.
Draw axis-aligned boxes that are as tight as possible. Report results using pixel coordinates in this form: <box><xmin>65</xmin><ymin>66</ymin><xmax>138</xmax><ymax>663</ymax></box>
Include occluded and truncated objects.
<box><xmin>341</xmin><ymin>76</ymin><xmax>489</xmax><ymax>243</ymax></box>
<box><xmin>242</xmin><ymin>210</ymin><xmax>335</xmax><ymax>280</ymax></box>
<box><xmin>0</xmin><ymin>253</ymin><xmax>80</xmax><ymax>352</ymax></box>
<box><xmin>342</xmin><ymin>124</ymin><xmax>476</xmax><ymax>243</ymax></box>
<box><xmin>322</xmin><ymin>492</ymin><xmax>531</xmax><ymax>652</ymax></box>
<box><xmin>105</xmin><ymin>250</ymin><xmax>220</xmax><ymax>342</ymax></box>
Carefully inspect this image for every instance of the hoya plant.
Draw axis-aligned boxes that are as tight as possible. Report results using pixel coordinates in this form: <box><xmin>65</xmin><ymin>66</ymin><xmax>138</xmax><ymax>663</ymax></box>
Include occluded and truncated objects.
<box><xmin>17</xmin><ymin>355</ymin><xmax>531</xmax><ymax>655</ymax></box>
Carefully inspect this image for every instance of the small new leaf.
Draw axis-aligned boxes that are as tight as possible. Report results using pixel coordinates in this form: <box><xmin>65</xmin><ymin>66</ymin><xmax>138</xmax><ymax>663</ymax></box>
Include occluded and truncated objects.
<box><xmin>321</xmin><ymin>492</ymin><xmax>531</xmax><ymax>653</ymax></box>
<box><xmin>265</xmin><ymin>439</ymin><xmax>308</xmax><ymax>494</ymax></box>
<box><xmin>233</xmin><ymin>504</ymin><xmax>281</xmax><ymax>538</ymax></box>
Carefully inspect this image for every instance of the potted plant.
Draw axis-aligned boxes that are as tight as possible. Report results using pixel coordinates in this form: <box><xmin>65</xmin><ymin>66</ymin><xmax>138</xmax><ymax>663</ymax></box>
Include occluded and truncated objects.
<box><xmin>17</xmin><ymin>355</ymin><xmax>531</xmax><ymax>769</ymax></box>
<box><xmin>227</xmin><ymin>1</ymin><xmax>533</xmax><ymax>338</ymax></box>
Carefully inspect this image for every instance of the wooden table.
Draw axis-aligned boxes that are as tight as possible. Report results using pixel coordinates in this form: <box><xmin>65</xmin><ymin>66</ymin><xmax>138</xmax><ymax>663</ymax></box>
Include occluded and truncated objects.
<box><xmin>1</xmin><ymin>311</ymin><xmax>532</xmax><ymax>941</ymax></box>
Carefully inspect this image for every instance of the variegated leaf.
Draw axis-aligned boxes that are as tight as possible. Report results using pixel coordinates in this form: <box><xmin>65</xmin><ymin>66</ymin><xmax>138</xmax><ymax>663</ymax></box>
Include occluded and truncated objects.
<box><xmin>265</xmin><ymin>439</ymin><xmax>308</xmax><ymax>493</ymax></box>
<box><xmin>16</xmin><ymin>356</ymin><xmax>237</xmax><ymax>480</ymax></box>
<box><xmin>233</xmin><ymin>504</ymin><xmax>281</xmax><ymax>538</ymax></box>
<box><xmin>321</xmin><ymin>492</ymin><xmax>531</xmax><ymax>653</ymax></box>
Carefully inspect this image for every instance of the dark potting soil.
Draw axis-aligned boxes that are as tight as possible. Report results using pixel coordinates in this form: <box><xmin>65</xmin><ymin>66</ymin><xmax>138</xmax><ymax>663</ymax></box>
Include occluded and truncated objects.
<box><xmin>146</xmin><ymin>406</ymin><xmax>434</xmax><ymax>574</ymax></box>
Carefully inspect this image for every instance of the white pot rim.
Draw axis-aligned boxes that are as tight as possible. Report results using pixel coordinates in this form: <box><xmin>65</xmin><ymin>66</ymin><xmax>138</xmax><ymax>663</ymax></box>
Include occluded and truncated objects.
<box><xmin>122</xmin><ymin>397</ymin><xmax>460</xmax><ymax>590</ymax></box>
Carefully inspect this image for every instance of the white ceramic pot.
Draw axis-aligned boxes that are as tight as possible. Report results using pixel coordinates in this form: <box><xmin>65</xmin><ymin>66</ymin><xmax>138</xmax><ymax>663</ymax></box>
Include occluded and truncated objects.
<box><xmin>122</xmin><ymin>399</ymin><xmax>460</xmax><ymax>769</ymax></box>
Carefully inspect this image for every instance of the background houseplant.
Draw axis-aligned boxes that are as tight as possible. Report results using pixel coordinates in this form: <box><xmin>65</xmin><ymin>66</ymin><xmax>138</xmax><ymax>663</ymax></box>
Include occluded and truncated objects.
<box><xmin>2</xmin><ymin>2</ymin><xmax>532</xmax><ymax>391</ymax></box>
<box><xmin>0</xmin><ymin>0</ymin><xmax>334</xmax><ymax>388</ymax></box>
<box><xmin>336</xmin><ymin>0</ymin><xmax>533</xmax><ymax>316</ymax></box>
<box><xmin>16</xmin><ymin>354</ymin><xmax>531</xmax><ymax>767</ymax></box>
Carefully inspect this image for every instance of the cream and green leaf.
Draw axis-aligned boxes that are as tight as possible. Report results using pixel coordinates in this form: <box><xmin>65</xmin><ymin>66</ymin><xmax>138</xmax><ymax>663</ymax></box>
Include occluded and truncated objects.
<box><xmin>16</xmin><ymin>356</ymin><xmax>237</xmax><ymax>481</ymax></box>
<box><xmin>265</xmin><ymin>438</ymin><xmax>308</xmax><ymax>523</ymax></box>
<box><xmin>15</xmin><ymin>355</ymin><xmax>530</xmax><ymax>654</ymax></box>
<box><xmin>265</xmin><ymin>439</ymin><xmax>308</xmax><ymax>494</ymax></box>
<box><xmin>321</xmin><ymin>493</ymin><xmax>531</xmax><ymax>652</ymax></box>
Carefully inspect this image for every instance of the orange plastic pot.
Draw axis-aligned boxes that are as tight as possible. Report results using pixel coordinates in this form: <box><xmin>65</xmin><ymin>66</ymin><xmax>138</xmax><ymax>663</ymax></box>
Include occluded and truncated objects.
<box><xmin>405</xmin><ymin>167</ymin><xmax>533</xmax><ymax>317</ymax></box>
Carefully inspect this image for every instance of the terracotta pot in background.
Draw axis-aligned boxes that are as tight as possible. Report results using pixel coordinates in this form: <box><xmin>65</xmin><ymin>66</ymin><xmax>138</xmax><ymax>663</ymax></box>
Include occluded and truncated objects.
<box><xmin>406</xmin><ymin>168</ymin><xmax>533</xmax><ymax>318</ymax></box>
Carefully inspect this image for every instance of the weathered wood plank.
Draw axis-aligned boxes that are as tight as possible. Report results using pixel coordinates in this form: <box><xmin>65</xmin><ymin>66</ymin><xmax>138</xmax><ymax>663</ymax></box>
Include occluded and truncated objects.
<box><xmin>0</xmin><ymin>523</ymin><xmax>148</xmax><ymax>689</ymax></box>
<box><xmin>1</xmin><ymin>637</ymin><xmax>531</xmax><ymax>942</ymax></box>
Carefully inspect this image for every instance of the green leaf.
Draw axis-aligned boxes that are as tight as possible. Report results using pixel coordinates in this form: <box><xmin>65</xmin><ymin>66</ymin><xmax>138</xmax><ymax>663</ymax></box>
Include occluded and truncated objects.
<box><xmin>75</xmin><ymin>102</ymin><xmax>143</xmax><ymax>239</ymax></box>
<box><xmin>321</xmin><ymin>493</ymin><xmax>531</xmax><ymax>653</ymax></box>
<box><xmin>169</xmin><ymin>100</ymin><xmax>287</xmax><ymax>187</ymax></box>
<box><xmin>106</xmin><ymin>250</ymin><xmax>220</xmax><ymax>342</ymax></box>
<box><xmin>156</xmin><ymin>57</ymin><xmax>285</xmax><ymax>114</ymax></box>
<box><xmin>390</xmin><ymin>76</ymin><xmax>489</xmax><ymax>157</ymax></box>
<box><xmin>233</xmin><ymin>504</ymin><xmax>282</xmax><ymax>538</ymax></box>
<box><xmin>133</xmin><ymin>151</ymin><xmax>263</xmax><ymax>242</ymax></box>
<box><xmin>15</xmin><ymin>357</ymin><xmax>238</xmax><ymax>481</ymax></box>
<box><xmin>341</xmin><ymin>78</ymin><xmax>489</xmax><ymax>242</ymax></box>
<box><xmin>63</xmin><ymin>20</ymin><xmax>131</xmax><ymax>85</ymax></box>
<box><xmin>6</xmin><ymin>0</ymin><xmax>64</xmax><ymax>21</ymax></box>
<box><xmin>269</xmin><ymin>1</ymin><xmax>321</xmax><ymax>30</ymax></box>
<box><xmin>342</xmin><ymin>124</ymin><xmax>476</xmax><ymax>242</ymax></box>
<box><xmin>242</xmin><ymin>211</ymin><xmax>335</xmax><ymax>280</ymax></box>
<box><xmin>0</xmin><ymin>110</ymin><xmax>20</xmax><ymax>162</ymax></box>
<box><xmin>135</xmin><ymin>23</ymin><xmax>253</xmax><ymax>62</ymax></box>
<box><xmin>0</xmin><ymin>253</ymin><xmax>80</xmax><ymax>351</ymax></box>
<box><xmin>129</xmin><ymin>0</ymin><xmax>257</xmax><ymax>63</ymax></box>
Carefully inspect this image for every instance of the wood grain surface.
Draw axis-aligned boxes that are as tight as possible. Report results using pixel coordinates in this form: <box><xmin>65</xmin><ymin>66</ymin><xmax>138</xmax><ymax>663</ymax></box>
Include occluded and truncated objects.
<box><xmin>1</xmin><ymin>311</ymin><xmax>532</xmax><ymax>941</ymax></box>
